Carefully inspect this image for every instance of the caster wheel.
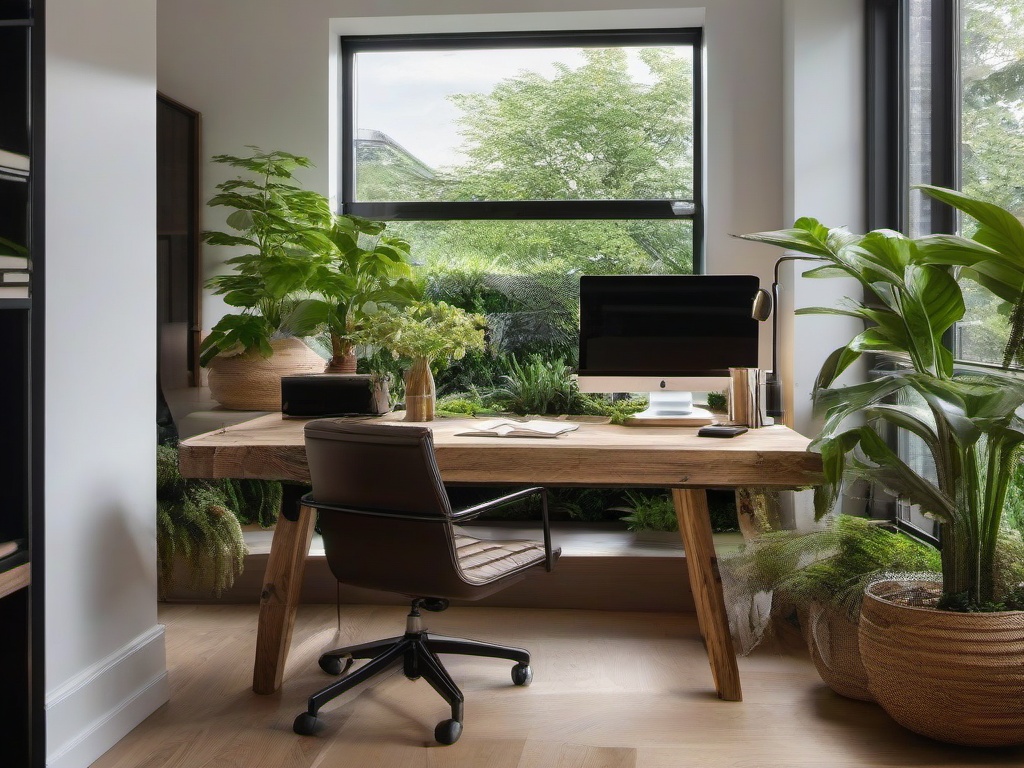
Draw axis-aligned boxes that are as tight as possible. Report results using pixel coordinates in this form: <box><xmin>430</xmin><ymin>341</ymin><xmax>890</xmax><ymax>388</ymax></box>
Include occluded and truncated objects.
<box><xmin>293</xmin><ymin>712</ymin><xmax>319</xmax><ymax>736</ymax></box>
<box><xmin>434</xmin><ymin>718</ymin><xmax>463</xmax><ymax>745</ymax></box>
<box><xmin>319</xmin><ymin>654</ymin><xmax>353</xmax><ymax>676</ymax></box>
<box><xmin>511</xmin><ymin>662</ymin><xmax>533</xmax><ymax>686</ymax></box>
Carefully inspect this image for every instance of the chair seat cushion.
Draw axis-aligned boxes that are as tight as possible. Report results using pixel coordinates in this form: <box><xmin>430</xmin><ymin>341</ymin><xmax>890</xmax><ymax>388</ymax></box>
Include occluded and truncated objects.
<box><xmin>453</xmin><ymin>532</ymin><xmax>556</xmax><ymax>585</ymax></box>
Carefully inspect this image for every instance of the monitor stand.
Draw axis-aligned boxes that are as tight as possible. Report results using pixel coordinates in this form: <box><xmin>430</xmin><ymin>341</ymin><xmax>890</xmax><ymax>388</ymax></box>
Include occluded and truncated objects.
<box><xmin>625</xmin><ymin>391</ymin><xmax>714</xmax><ymax>426</ymax></box>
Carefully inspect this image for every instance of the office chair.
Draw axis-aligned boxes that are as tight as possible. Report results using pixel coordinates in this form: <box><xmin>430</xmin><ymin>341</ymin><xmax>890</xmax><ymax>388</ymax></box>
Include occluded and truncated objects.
<box><xmin>293</xmin><ymin>419</ymin><xmax>559</xmax><ymax>745</ymax></box>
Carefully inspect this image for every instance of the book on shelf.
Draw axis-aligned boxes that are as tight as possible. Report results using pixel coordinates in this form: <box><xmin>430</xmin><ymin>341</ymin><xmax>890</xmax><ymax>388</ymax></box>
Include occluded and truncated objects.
<box><xmin>454</xmin><ymin>418</ymin><xmax>580</xmax><ymax>438</ymax></box>
<box><xmin>1</xmin><ymin>271</ymin><xmax>29</xmax><ymax>284</ymax></box>
<box><xmin>0</xmin><ymin>255</ymin><xmax>29</xmax><ymax>270</ymax></box>
<box><xmin>0</xmin><ymin>540</ymin><xmax>21</xmax><ymax>560</ymax></box>
<box><xmin>0</xmin><ymin>147</ymin><xmax>30</xmax><ymax>174</ymax></box>
<box><xmin>0</xmin><ymin>285</ymin><xmax>29</xmax><ymax>299</ymax></box>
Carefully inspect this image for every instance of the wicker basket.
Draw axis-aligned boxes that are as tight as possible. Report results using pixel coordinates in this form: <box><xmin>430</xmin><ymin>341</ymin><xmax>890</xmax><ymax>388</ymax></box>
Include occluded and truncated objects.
<box><xmin>859</xmin><ymin>578</ymin><xmax>1024</xmax><ymax>746</ymax></box>
<box><xmin>807</xmin><ymin>602</ymin><xmax>873</xmax><ymax>701</ymax></box>
<box><xmin>207</xmin><ymin>337</ymin><xmax>325</xmax><ymax>411</ymax></box>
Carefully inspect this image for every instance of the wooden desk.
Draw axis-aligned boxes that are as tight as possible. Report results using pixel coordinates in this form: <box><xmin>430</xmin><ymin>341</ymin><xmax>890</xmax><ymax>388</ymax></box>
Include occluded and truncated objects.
<box><xmin>179</xmin><ymin>414</ymin><xmax>821</xmax><ymax>701</ymax></box>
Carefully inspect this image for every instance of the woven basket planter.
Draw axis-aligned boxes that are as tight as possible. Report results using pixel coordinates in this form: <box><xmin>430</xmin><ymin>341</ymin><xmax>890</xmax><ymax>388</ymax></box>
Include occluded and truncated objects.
<box><xmin>859</xmin><ymin>578</ymin><xmax>1024</xmax><ymax>746</ymax></box>
<box><xmin>807</xmin><ymin>602</ymin><xmax>873</xmax><ymax>702</ymax></box>
<box><xmin>207</xmin><ymin>337</ymin><xmax>325</xmax><ymax>411</ymax></box>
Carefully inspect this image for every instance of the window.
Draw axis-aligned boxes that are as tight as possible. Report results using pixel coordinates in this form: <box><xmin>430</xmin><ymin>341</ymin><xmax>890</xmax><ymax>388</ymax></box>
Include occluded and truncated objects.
<box><xmin>869</xmin><ymin>0</ymin><xmax>1024</xmax><ymax>539</ymax></box>
<box><xmin>339</xmin><ymin>29</ymin><xmax>702</xmax><ymax>288</ymax></box>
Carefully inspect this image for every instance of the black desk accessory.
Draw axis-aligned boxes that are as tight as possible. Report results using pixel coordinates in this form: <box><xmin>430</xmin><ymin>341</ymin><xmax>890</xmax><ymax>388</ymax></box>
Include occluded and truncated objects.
<box><xmin>697</xmin><ymin>425</ymin><xmax>748</xmax><ymax>438</ymax></box>
<box><xmin>281</xmin><ymin>374</ymin><xmax>390</xmax><ymax>418</ymax></box>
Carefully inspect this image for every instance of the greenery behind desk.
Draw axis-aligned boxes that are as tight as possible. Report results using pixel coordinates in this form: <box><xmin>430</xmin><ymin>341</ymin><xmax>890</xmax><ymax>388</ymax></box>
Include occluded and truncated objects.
<box><xmin>179</xmin><ymin>414</ymin><xmax>822</xmax><ymax>703</ymax></box>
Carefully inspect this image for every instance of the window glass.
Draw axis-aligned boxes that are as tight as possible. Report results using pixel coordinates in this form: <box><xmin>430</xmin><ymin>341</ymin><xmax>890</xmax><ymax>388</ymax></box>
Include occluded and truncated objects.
<box><xmin>956</xmin><ymin>0</ymin><xmax>1024</xmax><ymax>365</ymax></box>
<box><xmin>352</xmin><ymin>45</ymin><xmax>694</xmax><ymax>203</ymax></box>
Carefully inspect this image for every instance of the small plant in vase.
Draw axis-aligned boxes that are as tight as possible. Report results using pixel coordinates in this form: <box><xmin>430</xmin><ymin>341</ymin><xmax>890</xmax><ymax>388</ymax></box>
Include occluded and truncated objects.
<box><xmin>351</xmin><ymin>301</ymin><xmax>486</xmax><ymax>421</ymax></box>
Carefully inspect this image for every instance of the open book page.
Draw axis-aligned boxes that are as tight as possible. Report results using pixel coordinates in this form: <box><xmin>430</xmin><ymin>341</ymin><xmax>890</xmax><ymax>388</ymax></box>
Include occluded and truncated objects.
<box><xmin>454</xmin><ymin>419</ymin><xmax>580</xmax><ymax>438</ymax></box>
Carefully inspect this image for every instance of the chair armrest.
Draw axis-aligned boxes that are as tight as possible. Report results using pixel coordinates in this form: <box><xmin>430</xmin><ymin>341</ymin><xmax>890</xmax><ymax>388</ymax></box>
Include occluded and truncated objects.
<box><xmin>451</xmin><ymin>486</ymin><xmax>555</xmax><ymax>572</ymax></box>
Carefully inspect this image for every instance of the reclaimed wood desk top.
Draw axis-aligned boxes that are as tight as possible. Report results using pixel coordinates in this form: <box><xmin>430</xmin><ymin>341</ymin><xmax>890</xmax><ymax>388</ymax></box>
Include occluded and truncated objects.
<box><xmin>178</xmin><ymin>413</ymin><xmax>822</xmax><ymax>489</ymax></box>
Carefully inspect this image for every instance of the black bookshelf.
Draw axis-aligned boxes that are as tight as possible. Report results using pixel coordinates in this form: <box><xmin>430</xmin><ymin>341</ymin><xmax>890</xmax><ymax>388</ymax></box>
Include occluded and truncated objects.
<box><xmin>0</xmin><ymin>0</ymin><xmax>43</xmax><ymax>765</ymax></box>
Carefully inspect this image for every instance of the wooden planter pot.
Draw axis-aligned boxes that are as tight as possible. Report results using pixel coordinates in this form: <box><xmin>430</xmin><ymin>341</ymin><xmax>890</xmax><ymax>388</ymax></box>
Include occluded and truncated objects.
<box><xmin>207</xmin><ymin>337</ymin><xmax>325</xmax><ymax>411</ymax></box>
<box><xmin>859</xmin><ymin>579</ymin><xmax>1024</xmax><ymax>747</ymax></box>
<box><xmin>806</xmin><ymin>602</ymin><xmax>873</xmax><ymax>702</ymax></box>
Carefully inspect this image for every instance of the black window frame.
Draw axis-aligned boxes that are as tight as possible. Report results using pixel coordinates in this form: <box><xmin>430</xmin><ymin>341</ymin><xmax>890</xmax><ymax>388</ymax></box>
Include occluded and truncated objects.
<box><xmin>866</xmin><ymin>0</ymin><xmax>959</xmax><ymax>234</ymax></box>
<box><xmin>338</xmin><ymin>27</ymin><xmax>705</xmax><ymax>271</ymax></box>
<box><xmin>866</xmin><ymin>0</ymin><xmax>960</xmax><ymax>546</ymax></box>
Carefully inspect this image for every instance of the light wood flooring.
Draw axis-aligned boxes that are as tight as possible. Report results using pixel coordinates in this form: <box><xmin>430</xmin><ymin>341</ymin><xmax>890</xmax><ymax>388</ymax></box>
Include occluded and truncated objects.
<box><xmin>92</xmin><ymin>603</ymin><xmax>1024</xmax><ymax>768</ymax></box>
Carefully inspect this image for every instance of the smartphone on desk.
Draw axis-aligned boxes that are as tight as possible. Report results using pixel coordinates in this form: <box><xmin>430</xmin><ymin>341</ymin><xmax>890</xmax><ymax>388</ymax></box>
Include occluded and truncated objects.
<box><xmin>697</xmin><ymin>425</ymin><xmax>749</xmax><ymax>438</ymax></box>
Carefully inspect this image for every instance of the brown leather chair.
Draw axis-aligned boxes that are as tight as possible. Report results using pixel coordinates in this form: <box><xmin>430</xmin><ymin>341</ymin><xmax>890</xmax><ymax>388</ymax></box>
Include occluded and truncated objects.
<box><xmin>293</xmin><ymin>419</ymin><xmax>559</xmax><ymax>745</ymax></box>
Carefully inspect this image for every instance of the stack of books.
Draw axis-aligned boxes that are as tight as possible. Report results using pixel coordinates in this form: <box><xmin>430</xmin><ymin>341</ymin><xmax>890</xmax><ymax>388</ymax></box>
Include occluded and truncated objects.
<box><xmin>0</xmin><ymin>148</ymin><xmax>30</xmax><ymax>299</ymax></box>
<box><xmin>0</xmin><ymin>255</ymin><xmax>29</xmax><ymax>299</ymax></box>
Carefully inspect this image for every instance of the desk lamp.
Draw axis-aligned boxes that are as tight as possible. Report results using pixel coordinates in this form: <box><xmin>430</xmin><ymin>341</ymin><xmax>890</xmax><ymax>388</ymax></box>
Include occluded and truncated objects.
<box><xmin>754</xmin><ymin>255</ymin><xmax>826</xmax><ymax>421</ymax></box>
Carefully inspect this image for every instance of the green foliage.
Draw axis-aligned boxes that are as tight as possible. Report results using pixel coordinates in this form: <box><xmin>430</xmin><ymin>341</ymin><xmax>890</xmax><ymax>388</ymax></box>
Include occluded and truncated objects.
<box><xmin>289</xmin><ymin>214</ymin><xmax>421</xmax><ymax>360</ymax></box>
<box><xmin>705</xmin><ymin>391</ymin><xmax>728</xmax><ymax>412</ymax></box>
<box><xmin>739</xmin><ymin>190</ymin><xmax>1024</xmax><ymax>608</ymax></box>
<box><xmin>614</xmin><ymin>491</ymin><xmax>678</xmax><ymax>533</ymax></box>
<box><xmin>488</xmin><ymin>355</ymin><xmax>578</xmax><ymax>415</ymax></box>
<box><xmin>350</xmin><ymin>300</ymin><xmax>486</xmax><ymax>367</ymax></box>
<box><xmin>371</xmin><ymin>47</ymin><xmax>695</xmax><ymax>277</ymax></box>
<box><xmin>436</xmin><ymin>389</ymin><xmax>494</xmax><ymax>416</ymax></box>
<box><xmin>727</xmin><ymin>515</ymin><xmax>941</xmax><ymax>619</ymax></box>
<box><xmin>200</xmin><ymin>148</ymin><xmax>333</xmax><ymax>365</ymax></box>
<box><xmin>156</xmin><ymin>444</ymin><xmax>281</xmax><ymax>596</ymax></box>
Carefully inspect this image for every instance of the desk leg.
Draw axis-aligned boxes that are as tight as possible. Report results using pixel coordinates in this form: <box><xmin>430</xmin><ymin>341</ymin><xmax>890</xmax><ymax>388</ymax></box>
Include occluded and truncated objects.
<box><xmin>672</xmin><ymin>488</ymin><xmax>742</xmax><ymax>702</ymax></box>
<box><xmin>252</xmin><ymin>502</ymin><xmax>316</xmax><ymax>695</ymax></box>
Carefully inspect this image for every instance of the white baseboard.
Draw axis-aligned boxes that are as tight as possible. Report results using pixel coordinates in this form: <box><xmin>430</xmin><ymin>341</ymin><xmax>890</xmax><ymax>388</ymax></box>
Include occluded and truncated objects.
<box><xmin>46</xmin><ymin>624</ymin><xmax>169</xmax><ymax>768</ymax></box>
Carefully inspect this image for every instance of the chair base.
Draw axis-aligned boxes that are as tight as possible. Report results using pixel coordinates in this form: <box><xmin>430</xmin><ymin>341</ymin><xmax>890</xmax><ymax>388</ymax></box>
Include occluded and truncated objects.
<box><xmin>293</xmin><ymin>600</ymin><xmax>532</xmax><ymax>745</ymax></box>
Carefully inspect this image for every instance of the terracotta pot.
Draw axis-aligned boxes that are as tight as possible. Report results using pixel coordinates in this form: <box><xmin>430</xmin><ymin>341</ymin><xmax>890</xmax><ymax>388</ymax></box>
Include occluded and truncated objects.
<box><xmin>859</xmin><ymin>578</ymin><xmax>1024</xmax><ymax>746</ymax></box>
<box><xmin>324</xmin><ymin>337</ymin><xmax>358</xmax><ymax>374</ymax></box>
<box><xmin>403</xmin><ymin>357</ymin><xmax>435</xmax><ymax>422</ymax></box>
<box><xmin>207</xmin><ymin>337</ymin><xmax>325</xmax><ymax>410</ymax></box>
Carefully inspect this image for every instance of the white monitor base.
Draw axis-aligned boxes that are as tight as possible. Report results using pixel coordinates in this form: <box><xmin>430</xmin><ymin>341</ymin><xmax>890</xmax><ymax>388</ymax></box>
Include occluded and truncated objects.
<box><xmin>626</xmin><ymin>391</ymin><xmax>714</xmax><ymax>426</ymax></box>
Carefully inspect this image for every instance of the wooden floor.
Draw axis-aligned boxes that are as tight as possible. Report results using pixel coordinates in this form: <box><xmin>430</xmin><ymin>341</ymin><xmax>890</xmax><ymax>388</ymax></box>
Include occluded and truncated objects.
<box><xmin>92</xmin><ymin>603</ymin><xmax>1024</xmax><ymax>768</ymax></box>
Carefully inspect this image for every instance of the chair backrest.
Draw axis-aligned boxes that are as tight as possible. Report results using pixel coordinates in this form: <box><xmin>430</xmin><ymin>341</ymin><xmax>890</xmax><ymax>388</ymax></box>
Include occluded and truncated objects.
<box><xmin>304</xmin><ymin>419</ymin><xmax>451</xmax><ymax>517</ymax></box>
<box><xmin>303</xmin><ymin>419</ymin><xmax>467</xmax><ymax>597</ymax></box>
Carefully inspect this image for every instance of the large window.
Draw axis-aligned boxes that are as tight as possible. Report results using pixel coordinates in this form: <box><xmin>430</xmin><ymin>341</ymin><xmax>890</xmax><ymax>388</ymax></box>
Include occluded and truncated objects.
<box><xmin>340</xmin><ymin>30</ymin><xmax>702</xmax><ymax>286</ymax></box>
<box><xmin>869</xmin><ymin>0</ymin><xmax>1024</xmax><ymax>537</ymax></box>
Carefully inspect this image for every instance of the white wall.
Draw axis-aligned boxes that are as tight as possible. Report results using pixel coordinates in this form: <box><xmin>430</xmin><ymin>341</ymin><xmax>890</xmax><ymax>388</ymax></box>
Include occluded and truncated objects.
<box><xmin>45</xmin><ymin>1</ymin><xmax>168</xmax><ymax>766</ymax></box>
<box><xmin>782</xmin><ymin>0</ymin><xmax>865</xmax><ymax>436</ymax></box>
<box><xmin>156</xmin><ymin>0</ymin><xmax>864</xmax><ymax>423</ymax></box>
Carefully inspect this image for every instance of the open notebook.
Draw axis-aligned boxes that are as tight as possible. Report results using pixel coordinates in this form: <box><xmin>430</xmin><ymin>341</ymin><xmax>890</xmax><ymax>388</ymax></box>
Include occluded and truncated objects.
<box><xmin>454</xmin><ymin>419</ymin><xmax>580</xmax><ymax>438</ymax></box>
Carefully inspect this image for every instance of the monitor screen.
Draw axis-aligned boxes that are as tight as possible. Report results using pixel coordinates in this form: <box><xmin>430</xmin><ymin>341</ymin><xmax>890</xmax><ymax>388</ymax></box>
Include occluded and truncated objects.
<box><xmin>577</xmin><ymin>275</ymin><xmax>760</xmax><ymax>393</ymax></box>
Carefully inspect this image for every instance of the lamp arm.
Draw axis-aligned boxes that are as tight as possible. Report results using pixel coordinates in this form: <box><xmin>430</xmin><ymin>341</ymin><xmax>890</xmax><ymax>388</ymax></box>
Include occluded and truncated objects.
<box><xmin>767</xmin><ymin>255</ymin><xmax>826</xmax><ymax>419</ymax></box>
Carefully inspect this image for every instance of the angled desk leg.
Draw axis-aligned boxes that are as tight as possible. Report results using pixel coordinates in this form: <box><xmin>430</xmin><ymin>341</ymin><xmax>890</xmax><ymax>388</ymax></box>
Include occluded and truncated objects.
<box><xmin>253</xmin><ymin>495</ymin><xmax>316</xmax><ymax>695</ymax></box>
<box><xmin>672</xmin><ymin>488</ymin><xmax>742</xmax><ymax>702</ymax></box>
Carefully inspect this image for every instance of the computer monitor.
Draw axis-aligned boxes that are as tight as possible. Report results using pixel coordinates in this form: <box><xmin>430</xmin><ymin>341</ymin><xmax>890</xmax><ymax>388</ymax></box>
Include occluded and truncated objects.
<box><xmin>577</xmin><ymin>275</ymin><xmax>761</xmax><ymax>421</ymax></box>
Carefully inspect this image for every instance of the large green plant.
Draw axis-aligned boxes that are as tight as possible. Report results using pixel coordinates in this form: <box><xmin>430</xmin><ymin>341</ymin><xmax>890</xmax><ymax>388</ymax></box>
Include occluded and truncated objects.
<box><xmin>740</xmin><ymin>186</ymin><xmax>1024</xmax><ymax>608</ymax></box>
<box><xmin>199</xmin><ymin>148</ymin><xmax>333</xmax><ymax>365</ymax></box>
<box><xmin>290</xmin><ymin>214</ymin><xmax>420</xmax><ymax>369</ymax></box>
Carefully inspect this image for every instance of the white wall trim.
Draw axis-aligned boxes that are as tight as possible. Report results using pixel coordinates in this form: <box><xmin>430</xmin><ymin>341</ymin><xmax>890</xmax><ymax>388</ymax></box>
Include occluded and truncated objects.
<box><xmin>46</xmin><ymin>625</ymin><xmax>169</xmax><ymax>768</ymax></box>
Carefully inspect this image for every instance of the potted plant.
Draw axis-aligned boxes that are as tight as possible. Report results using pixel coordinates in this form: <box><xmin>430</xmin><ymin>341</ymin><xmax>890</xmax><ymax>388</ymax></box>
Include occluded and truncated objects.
<box><xmin>722</xmin><ymin>515</ymin><xmax>940</xmax><ymax>701</ymax></box>
<box><xmin>351</xmin><ymin>301</ymin><xmax>486</xmax><ymax>421</ymax></box>
<box><xmin>156</xmin><ymin>443</ymin><xmax>282</xmax><ymax>597</ymax></box>
<box><xmin>200</xmin><ymin>148</ymin><xmax>333</xmax><ymax>409</ymax></box>
<box><xmin>291</xmin><ymin>213</ymin><xmax>420</xmax><ymax>373</ymax></box>
<box><xmin>740</xmin><ymin>185</ymin><xmax>1024</xmax><ymax>745</ymax></box>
